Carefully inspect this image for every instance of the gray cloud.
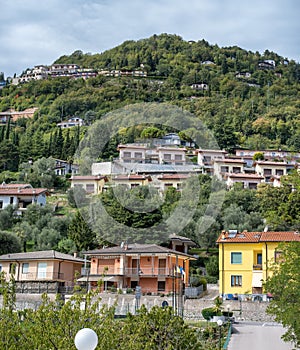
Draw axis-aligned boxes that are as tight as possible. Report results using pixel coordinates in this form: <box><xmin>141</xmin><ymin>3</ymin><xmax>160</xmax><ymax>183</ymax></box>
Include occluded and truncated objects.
<box><xmin>1</xmin><ymin>0</ymin><xmax>299</xmax><ymax>77</ymax></box>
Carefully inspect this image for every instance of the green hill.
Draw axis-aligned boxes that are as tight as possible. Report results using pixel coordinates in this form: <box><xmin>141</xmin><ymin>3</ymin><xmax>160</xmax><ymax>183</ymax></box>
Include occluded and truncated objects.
<box><xmin>0</xmin><ymin>33</ymin><xmax>299</xmax><ymax>170</ymax></box>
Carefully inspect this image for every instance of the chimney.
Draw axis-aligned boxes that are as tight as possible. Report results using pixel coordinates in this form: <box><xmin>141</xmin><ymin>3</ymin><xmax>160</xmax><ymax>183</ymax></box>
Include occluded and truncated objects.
<box><xmin>73</xmin><ymin>252</ymin><xmax>78</xmax><ymax>258</ymax></box>
<box><xmin>221</xmin><ymin>230</ymin><xmax>226</xmax><ymax>240</ymax></box>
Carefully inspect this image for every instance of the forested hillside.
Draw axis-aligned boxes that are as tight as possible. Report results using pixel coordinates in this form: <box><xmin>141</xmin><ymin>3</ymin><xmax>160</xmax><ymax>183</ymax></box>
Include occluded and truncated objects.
<box><xmin>0</xmin><ymin>33</ymin><xmax>299</xmax><ymax>172</ymax></box>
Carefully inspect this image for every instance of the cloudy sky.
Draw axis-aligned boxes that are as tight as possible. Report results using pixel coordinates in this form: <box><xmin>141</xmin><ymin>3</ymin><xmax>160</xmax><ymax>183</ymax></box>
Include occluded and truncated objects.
<box><xmin>1</xmin><ymin>0</ymin><xmax>299</xmax><ymax>77</ymax></box>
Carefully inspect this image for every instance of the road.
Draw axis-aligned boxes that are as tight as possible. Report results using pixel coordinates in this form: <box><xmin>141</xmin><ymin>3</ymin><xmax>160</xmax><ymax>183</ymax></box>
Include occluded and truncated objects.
<box><xmin>228</xmin><ymin>322</ymin><xmax>294</xmax><ymax>350</ymax></box>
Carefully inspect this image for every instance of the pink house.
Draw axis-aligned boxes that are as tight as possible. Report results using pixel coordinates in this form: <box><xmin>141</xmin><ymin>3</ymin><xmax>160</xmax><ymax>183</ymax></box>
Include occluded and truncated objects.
<box><xmin>0</xmin><ymin>250</ymin><xmax>85</xmax><ymax>294</ymax></box>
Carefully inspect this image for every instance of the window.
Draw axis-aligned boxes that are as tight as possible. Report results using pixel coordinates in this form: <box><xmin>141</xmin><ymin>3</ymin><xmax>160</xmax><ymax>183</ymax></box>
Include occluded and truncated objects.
<box><xmin>0</xmin><ymin>264</ymin><xmax>2</xmax><ymax>272</ymax></box>
<box><xmin>22</xmin><ymin>263</ymin><xmax>29</xmax><ymax>274</ymax></box>
<box><xmin>231</xmin><ymin>275</ymin><xmax>242</xmax><ymax>287</ymax></box>
<box><xmin>249</xmin><ymin>183</ymin><xmax>257</xmax><ymax>189</ymax></box>
<box><xmin>86</xmin><ymin>184</ymin><xmax>95</xmax><ymax>193</ymax></box>
<box><xmin>37</xmin><ymin>262</ymin><xmax>47</xmax><ymax>279</ymax></box>
<box><xmin>274</xmin><ymin>250</ymin><xmax>283</xmax><ymax>263</ymax></box>
<box><xmin>233</xmin><ymin>167</ymin><xmax>241</xmax><ymax>173</ymax></box>
<box><xmin>0</xmin><ymin>201</ymin><xmax>3</xmax><ymax>209</ymax></box>
<box><xmin>264</xmin><ymin>169</ymin><xmax>272</xmax><ymax>175</ymax></box>
<box><xmin>221</xmin><ymin>166</ymin><xmax>229</xmax><ymax>173</ymax></box>
<box><xmin>123</xmin><ymin>151</ymin><xmax>131</xmax><ymax>158</ymax></box>
<box><xmin>257</xmin><ymin>253</ymin><xmax>262</xmax><ymax>265</ymax></box>
<box><xmin>10</xmin><ymin>197</ymin><xmax>14</xmax><ymax>205</ymax></box>
<box><xmin>158</xmin><ymin>281</ymin><xmax>166</xmax><ymax>291</ymax></box>
<box><xmin>175</xmin><ymin>154</ymin><xmax>182</xmax><ymax>160</ymax></box>
<box><xmin>231</xmin><ymin>252</ymin><xmax>242</xmax><ymax>264</ymax></box>
<box><xmin>275</xmin><ymin>169</ymin><xmax>284</xmax><ymax>176</ymax></box>
<box><xmin>134</xmin><ymin>152</ymin><xmax>143</xmax><ymax>159</ymax></box>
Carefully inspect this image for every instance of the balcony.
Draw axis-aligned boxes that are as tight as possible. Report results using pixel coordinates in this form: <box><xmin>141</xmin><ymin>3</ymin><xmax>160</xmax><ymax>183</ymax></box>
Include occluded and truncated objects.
<box><xmin>20</xmin><ymin>272</ymin><xmax>64</xmax><ymax>281</ymax></box>
<box><xmin>125</xmin><ymin>267</ymin><xmax>174</xmax><ymax>277</ymax></box>
<box><xmin>91</xmin><ymin>267</ymin><xmax>175</xmax><ymax>277</ymax></box>
<box><xmin>253</xmin><ymin>264</ymin><xmax>262</xmax><ymax>270</ymax></box>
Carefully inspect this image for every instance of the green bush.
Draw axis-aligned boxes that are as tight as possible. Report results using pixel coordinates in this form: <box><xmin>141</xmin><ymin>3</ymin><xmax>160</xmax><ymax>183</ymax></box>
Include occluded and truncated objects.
<box><xmin>204</xmin><ymin>275</ymin><xmax>218</xmax><ymax>284</ymax></box>
<box><xmin>201</xmin><ymin>307</ymin><xmax>216</xmax><ymax>320</ymax></box>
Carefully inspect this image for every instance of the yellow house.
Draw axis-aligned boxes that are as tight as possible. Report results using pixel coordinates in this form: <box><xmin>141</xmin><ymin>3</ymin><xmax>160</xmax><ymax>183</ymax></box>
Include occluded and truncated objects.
<box><xmin>70</xmin><ymin>175</ymin><xmax>108</xmax><ymax>194</ymax></box>
<box><xmin>217</xmin><ymin>230</ymin><xmax>300</xmax><ymax>298</ymax></box>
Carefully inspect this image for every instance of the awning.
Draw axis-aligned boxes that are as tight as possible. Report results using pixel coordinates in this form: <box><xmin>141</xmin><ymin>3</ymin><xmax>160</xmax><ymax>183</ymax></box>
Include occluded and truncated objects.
<box><xmin>77</xmin><ymin>276</ymin><xmax>119</xmax><ymax>282</ymax></box>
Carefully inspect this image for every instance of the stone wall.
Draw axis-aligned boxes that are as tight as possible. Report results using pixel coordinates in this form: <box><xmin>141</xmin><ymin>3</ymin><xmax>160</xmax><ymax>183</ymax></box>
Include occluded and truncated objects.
<box><xmin>184</xmin><ymin>299</ymin><xmax>275</xmax><ymax>322</ymax></box>
<box><xmin>0</xmin><ymin>293</ymin><xmax>275</xmax><ymax>322</ymax></box>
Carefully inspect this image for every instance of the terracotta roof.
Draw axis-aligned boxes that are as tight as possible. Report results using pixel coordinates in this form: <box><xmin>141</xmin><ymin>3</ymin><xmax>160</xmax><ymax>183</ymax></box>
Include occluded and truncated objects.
<box><xmin>216</xmin><ymin>231</ymin><xmax>300</xmax><ymax>243</ymax></box>
<box><xmin>197</xmin><ymin>149</ymin><xmax>227</xmax><ymax>154</ymax></box>
<box><xmin>169</xmin><ymin>234</ymin><xmax>196</xmax><ymax>246</ymax></box>
<box><xmin>84</xmin><ymin>243</ymin><xmax>195</xmax><ymax>259</ymax></box>
<box><xmin>254</xmin><ymin>161</ymin><xmax>288</xmax><ymax>166</ymax></box>
<box><xmin>0</xmin><ymin>188</ymin><xmax>48</xmax><ymax>196</ymax></box>
<box><xmin>0</xmin><ymin>183</ymin><xmax>32</xmax><ymax>189</ymax></box>
<box><xmin>157</xmin><ymin>147</ymin><xmax>187</xmax><ymax>152</ymax></box>
<box><xmin>113</xmin><ymin>175</ymin><xmax>151</xmax><ymax>181</ymax></box>
<box><xmin>118</xmin><ymin>144</ymin><xmax>147</xmax><ymax>149</ymax></box>
<box><xmin>157</xmin><ymin>174</ymin><xmax>189</xmax><ymax>180</ymax></box>
<box><xmin>71</xmin><ymin>175</ymin><xmax>107</xmax><ymax>181</ymax></box>
<box><xmin>260</xmin><ymin>231</ymin><xmax>300</xmax><ymax>242</ymax></box>
<box><xmin>214</xmin><ymin>159</ymin><xmax>246</xmax><ymax>164</ymax></box>
<box><xmin>0</xmin><ymin>250</ymin><xmax>85</xmax><ymax>262</ymax></box>
<box><xmin>225</xmin><ymin>173</ymin><xmax>264</xmax><ymax>179</ymax></box>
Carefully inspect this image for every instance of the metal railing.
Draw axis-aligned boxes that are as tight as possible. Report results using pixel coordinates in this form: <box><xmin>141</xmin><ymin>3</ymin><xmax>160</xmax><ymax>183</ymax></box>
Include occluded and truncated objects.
<box><xmin>21</xmin><ymin>272</ymin><xmax>64</xmax><ymax>280</ymax></box>
<box><xmin>92</xmin><ymin>267</ymin><xmax>175</xmax><ymax>276</ymax></box>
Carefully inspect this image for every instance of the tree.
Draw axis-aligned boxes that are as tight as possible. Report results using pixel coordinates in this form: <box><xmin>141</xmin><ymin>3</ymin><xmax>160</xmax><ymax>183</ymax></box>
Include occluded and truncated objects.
<box><xmin>0</xmin><ymin>231</ymin><xmax>21</xmax><ymax>255</ymax></box>
<box><xmin>0</xmin><ymin>205</ymin><xmax>16</xmax><ymax>231</ymax></box>
<box><xmin>67</xmin><ymin>210</ymin><xmax>97</xmax><ymax>252</ymax></box>
<box><xmin>205</xmin><ymin>255</ymin><xmax>219</xmax><ymax>277</ymax></box>
<box><xmin>265</xmin><ymin>242</ymin><xmax>300</xmax><ymax>347</ymax></box>
<box><xmin>0</xmin><ymin>140</ymin><xmax>19</xmax><ymax>171</ymax></box>
<box><xmin>19</xmin><ymin>157</ymin><xmax>56</xmax><ymax>188</ymax></box>
<box><xmin>253</xmin><ymin>152</ymin><xmax>264</xmax><ymax>161</ymax></box>
<box><xmin>67</xmin><ymin>186</ymin><xmax>88</xmax><ymax>208</ymax></box>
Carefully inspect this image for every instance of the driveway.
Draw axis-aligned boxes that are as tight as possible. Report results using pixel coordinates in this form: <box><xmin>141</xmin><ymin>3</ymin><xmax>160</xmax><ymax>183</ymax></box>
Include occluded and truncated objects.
<box><xmin>228</xmin><ymin>322</ymin><xmax>294</xmax><ymax>350</ymax></box>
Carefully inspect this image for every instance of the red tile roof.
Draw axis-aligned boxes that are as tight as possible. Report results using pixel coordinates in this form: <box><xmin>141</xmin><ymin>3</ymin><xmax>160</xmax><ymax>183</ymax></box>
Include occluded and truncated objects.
<box><xmin>113</xmin><ymin>175</ymin><xmax>151</xmax><ymax>181</ymax></box>
<box><xmin>157</xmin><ymin>174</ymin><xmax>189</xmax><ymax>180</ymax></box>
<box><xmin>216</xmin><ymin>231</ymin><xmax>300</xmax><ymax>243</ymax></box>
<box><xmin>225</xmin><ymin>173</ymin><xmax>264</xmax><ymax>179</ymax></box>
<box><xmin>214</xmin><ymin>159</ymin><xmax>246</xmax><ymax>164</ymax></box>
<box><xmin>0</xmin><ymin>183</ymin><xmax>32</xmax><ymax>189</ymax></box>
<box><xmin>70</xmin><ymin>176</ymin><xmax>107</xmax><ymax>181</ymax></box>
<box><xmin>260</xmin><ymin>231</ymin><xmax>300</xmax><ymax>242</ymax></box>
<box><xmin>0</xmin><ymin>188</ymin><xmax>48</xmax><ymax>196</ymax></box>
<box><xmin>254</xmin><ymin>161</ymin><xmax>288</xmax><ymax>166</ymax></box>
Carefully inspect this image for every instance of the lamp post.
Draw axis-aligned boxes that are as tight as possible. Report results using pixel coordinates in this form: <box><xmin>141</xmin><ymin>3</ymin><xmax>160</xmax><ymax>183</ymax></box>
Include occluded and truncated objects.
<box><xmin>226</xmin><ymin>304</ymin><xmax>230</xmax><ymax>322</ymax></box>
<box><xmin>74</xmin><ymin>328</ymin><xmax>98</xmax><ymax>350</ymax></box>
<box><xmin>217</xmin><ymin>319</ymin><xmax>223</xmax><ymax>350</ymax></box>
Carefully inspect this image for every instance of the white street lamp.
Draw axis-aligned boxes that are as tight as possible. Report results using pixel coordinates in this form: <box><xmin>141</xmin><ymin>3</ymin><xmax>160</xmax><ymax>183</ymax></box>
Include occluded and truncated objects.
<box><xmin>217</xmin><ymin>319</ymin><xmax>223</xmax><ymax>327</ymax></box>
<box><xmin>217</xmin><ymin>319</ymin><xmax>223</xmax><ymax>350</ymax></box>
<box><xmin>74</xmin><ymin>328</ymin><xmax>98</xmax><ymax>350</ymax></box>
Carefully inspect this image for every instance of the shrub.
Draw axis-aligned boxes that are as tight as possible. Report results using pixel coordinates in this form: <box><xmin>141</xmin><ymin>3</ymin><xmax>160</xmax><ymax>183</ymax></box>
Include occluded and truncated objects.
<box><xmin>201</xmin><ymin>307</ymin><xmax>216</xmax><ymax>320</ymax></box>
<box><xmin>204</xmin><ymin>275</ymin><xmax>218</xmax><ymax>284</ymax></box>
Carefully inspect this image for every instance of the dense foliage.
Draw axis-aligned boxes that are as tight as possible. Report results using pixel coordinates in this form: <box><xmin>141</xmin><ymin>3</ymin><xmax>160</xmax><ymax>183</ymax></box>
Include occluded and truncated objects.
<box><xmin>264</xmin><ymin>242</ymin><xmax>300</xmax><ymax>347</ymax></box>
<box><xmin>0</xmin><ymin>274</ymin><xmax>223</xmax><ymax>349</ymax></box>
<box><xmin>0</xmin><ymin>171</ymin><xmax>299</xmax><ymax>256</ymax></box>
<box><xmin>0</xmin><ymin>33</ymin><xmax>299</xmax><ymax>171</ymax></box>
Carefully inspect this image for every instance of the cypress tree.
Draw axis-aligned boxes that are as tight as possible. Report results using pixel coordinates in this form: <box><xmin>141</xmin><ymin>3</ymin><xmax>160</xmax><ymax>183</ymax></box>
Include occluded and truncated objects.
<box><xmin>5</xmin><ymin>117</ymin><xmax>11</xmax><ymax>140</ymax></box>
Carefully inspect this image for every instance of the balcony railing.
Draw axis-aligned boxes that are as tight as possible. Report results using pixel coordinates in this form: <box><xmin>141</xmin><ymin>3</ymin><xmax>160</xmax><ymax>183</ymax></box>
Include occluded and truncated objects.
<box><xmin>91</xmin><ymin>267</ymin><xmax>175</xmax><ymax>277</ymax></box>
<box><xmin>21</xmin><ymin>272</ymin><xmax>64</xmax><ymax>280</ymax></box>
<box><xmin>253</xmin><ymin>264</ymin><xmax>262</xmax><ymax>270</ymax></box>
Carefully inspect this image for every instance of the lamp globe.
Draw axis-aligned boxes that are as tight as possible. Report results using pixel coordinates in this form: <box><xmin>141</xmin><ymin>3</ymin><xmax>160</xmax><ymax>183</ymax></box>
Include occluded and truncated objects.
<box><xmin>74</xmin><ymin>328</ymin><xmax>98</xmax><ymax>350</ymax></box>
